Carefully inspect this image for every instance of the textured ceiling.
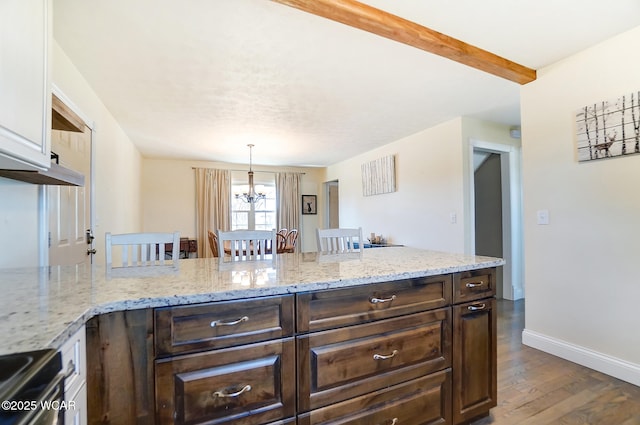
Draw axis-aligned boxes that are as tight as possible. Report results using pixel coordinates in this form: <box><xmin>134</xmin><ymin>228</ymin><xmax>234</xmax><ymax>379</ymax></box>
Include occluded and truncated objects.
<box><xmin>53</xmin><ymin>0</ymin><xmax>640</xmax><ymax>167</ymax></box>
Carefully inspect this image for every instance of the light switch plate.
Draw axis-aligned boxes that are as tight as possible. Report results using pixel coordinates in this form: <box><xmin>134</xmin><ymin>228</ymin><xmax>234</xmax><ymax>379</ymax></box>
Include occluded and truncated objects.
<box><xmin>537</xmin><ymin>209</ymin><xmax>549</xmax><ymax>225</ymax></box>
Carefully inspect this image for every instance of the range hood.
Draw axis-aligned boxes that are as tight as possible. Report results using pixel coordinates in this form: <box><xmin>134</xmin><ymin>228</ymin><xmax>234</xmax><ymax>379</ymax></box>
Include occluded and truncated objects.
<box><xmin>0</xmin><ymin>154</ymin><xmax>85</xmax><ymax>186</ymax></box>
<box><xmin>0</xmin><ymin>94</ymin><xmax>86</xmax><ymax>186</ymax></box>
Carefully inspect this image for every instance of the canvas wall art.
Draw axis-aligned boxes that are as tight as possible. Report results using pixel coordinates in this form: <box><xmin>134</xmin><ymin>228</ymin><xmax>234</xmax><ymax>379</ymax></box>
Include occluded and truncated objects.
<box><xmin>576</xmin><ymin>90</ymin><xmax>640</xmax><ymax>162</ymax></box>
<box><xmin>361</xmin><ymin>155</ymin><xmax>396</xmax><ymax>196</ymax></box>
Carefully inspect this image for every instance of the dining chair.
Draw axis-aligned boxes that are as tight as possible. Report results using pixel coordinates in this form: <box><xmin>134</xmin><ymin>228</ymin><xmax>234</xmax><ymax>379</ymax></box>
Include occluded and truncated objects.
<box><xmin>285</xmin><ymin>229</ymin><xmax>298</xmax><ymax>253</ymax></box>
<box><xmin>217</xmin><ymin>229</ymin><xmax>276</xmax><ymax>261</ymax></box>
<box><xmin>207</xmin><ymin>230</ymin><xmax>219</xmax><ymax>257</ymax></box>
<box><xmin>316</xmin><ymin>227</ymin><xmax>363</xmax><ymax>254</ymax></box>
<box><xmin>276</xmin><ymin>233</ymin><xmax>288</xmax><ymax>254</ymax></box>
<box><xmin>105</xmin><ymin>231</ymin><xmax>180</xmax><ymax>269</ymax></box>
<box><xmin>276</xmin><ymin>229</ymin><xmax>298</xmax><ymax>254</ymax></box>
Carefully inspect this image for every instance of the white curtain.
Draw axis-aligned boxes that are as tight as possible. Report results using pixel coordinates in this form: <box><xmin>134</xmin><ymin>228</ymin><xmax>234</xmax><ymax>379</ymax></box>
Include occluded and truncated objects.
<box><xmin>195</xmin><ymin>168</ymin><xmax>230</xmax><ymax>258</ymax></box>
<box><xmin>276</xmin><ymin>172</ymin><xmax>302</xmax><ymax>251</ymax></box>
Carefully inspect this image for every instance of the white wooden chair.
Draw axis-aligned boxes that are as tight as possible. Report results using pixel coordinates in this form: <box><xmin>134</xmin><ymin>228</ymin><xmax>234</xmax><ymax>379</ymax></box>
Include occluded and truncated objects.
<box><xmin>316</xmin><ymin>227</ymin><xmax>363</xmax><ymax>254</ymax></box>
<box><xmin>217</xmin><ymin>229</ymin><xmax>276</xmax><ymax>261</ymax></box>
<box><xmin>105</xmin><ymin>232</ymin><xmax>180</xmax><ymax>269</ymax></box>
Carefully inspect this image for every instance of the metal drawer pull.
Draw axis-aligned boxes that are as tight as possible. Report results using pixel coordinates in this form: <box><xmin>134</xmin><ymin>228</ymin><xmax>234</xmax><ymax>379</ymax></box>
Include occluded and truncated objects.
<box><xmin>64</xmin><ymin>359</ymin><xmax>76</xmax><ymax>379</ymax></box>
<box><xmin>377</xmin><ymin>419</ymin><xmax>398</xmax><ymax>425</ymax></box>
<box><xmin>370</xmin><ymin>295</ymin><xmax>396</xmax><ymax>304</ymax></box>
<box><xmin>468</xmin><ymin>303</ymin><xmax>486</xmax><ymax>311</ymax></box>
<box><xmin>465</xmin><ymin>281</ymin><xmax>485</xmax><ymax>288</ymax></box>
<box><xmin>210</xmin><ymin>315</ymin><xmax>249</xmax><ymax>327</ymax></box>
<box><xmin>212</xmin><ymin>384</ymin><xmax>252</xmax><ymax>398</ymax></box>
<box><xmin>373</xmin><ymin>349</ymin><xmax>398</xmax><ymax>360</ymax></box>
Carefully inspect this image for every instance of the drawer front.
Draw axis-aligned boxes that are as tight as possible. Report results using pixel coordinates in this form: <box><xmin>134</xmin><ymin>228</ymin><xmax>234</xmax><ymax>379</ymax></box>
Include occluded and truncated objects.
<box><xmin>298</xmin><ymin>308</ymin><xmax>451</xmax><ymax>411</ymax></box>
<box><xmin>298</xmin><ymin>370</ymin><xmax>451</xmax><ymax>425</ymax></box>
<box><xmin>453</xmin><ymin>268</ymin><xmax>496</xmax><ymax>304</ymax></box>
<box><xmin>155</xmin><ymin>295</ymin><xmax>294</xmax><ymax>356</ymax></box>
<box><xmin>155</xmin><ymin>338</ymin><xmax>295</xmax><ymax>425</ymax></box>
<box><xmin>59</xmin><ymin>325</ymin><xmax>86</xmax><ymax>396</ymax></box>
<box><xmin>297</xmin><ymin>275</ymin><xmax>452</xmax><ymax>333</ymax></box>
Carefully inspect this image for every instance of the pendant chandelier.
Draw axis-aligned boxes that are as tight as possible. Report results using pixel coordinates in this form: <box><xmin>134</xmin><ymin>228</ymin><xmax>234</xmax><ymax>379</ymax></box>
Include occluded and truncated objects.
<box><xmin>235</xmin><ymin>144</ymin><xmax>266</xmax><ymax>204</ymax></box>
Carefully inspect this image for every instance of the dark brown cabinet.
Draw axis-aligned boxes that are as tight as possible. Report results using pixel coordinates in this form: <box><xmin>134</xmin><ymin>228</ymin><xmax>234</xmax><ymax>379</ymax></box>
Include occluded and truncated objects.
<box><xmin>296</xmin><ymin>274</ymin><xmax>452</xmax><ymax>333</ymax></box>
<box><xmin>453</xmin><ymin>269</ymin><xmax>496</xmax><ymax>304</ymax></box>
<box><xmin>452</xmin><ymin>269</ymin><xmax>497</xmax><ymax>424</ymax></box>
<box><xmin>155</xmin><ymin>295</ymin><xmax>295</xmax><ymax>356</ymax></box>
<box><xmin>154</xmin><ymin>295</ymin><xmax>296</xmax><ymax>425</ymax></box>
<box><xmin>297</xmin><ymin>276</ymin><xmax>454</xmax><ymax>424</ymax></box>
<box><xmin>86</xmin><ymin>309</ymin><xmax>156</xmax><ymax>425</ymax></box>
<box><xmin>87</xmin><ymin>269</ymin><xmax>497</xmax><ymax>425</ymax></box>
<box><xmin>298</xmin><ymin>308</ymin><xmax>451</xmax><ymax>412</ymax></box>
<box><xmin>298</xmin><ymin>370</ymin><xmax>452</xmax><ymax>425</ymax></box>
<box><xmin>155</xmin><ymin>338</ymin><xmax>295</xmax><ymax>425</ymax></box>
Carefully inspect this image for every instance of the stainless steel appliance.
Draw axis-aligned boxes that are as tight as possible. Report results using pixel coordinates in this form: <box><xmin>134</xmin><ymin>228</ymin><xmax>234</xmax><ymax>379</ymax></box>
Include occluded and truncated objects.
<box><xmin>0</xmin><ymin>349</ymin><xmax>65</xmax><ymax>425</ymax></box>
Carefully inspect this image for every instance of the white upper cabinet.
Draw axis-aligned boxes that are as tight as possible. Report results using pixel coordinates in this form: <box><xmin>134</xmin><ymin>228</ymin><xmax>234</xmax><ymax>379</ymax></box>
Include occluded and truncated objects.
<box><xmin>0</xmin><ymin>0</ymin><xmax>51</xmax><ymax>170</ymax></box>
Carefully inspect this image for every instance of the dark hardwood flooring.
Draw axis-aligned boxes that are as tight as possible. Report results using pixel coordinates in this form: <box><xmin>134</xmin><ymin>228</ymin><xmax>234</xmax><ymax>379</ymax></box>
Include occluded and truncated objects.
<box><xmin>471</xmin><ymin>299</ymin><xmax>640</xmax><ymax>425</ymax></box>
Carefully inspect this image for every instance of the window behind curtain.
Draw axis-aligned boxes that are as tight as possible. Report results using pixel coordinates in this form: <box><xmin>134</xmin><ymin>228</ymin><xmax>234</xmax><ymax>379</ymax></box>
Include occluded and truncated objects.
<box><xmin>231</xmin><ymin>182</ymin><xmax>276</xmax><ymax>230</ymax></box>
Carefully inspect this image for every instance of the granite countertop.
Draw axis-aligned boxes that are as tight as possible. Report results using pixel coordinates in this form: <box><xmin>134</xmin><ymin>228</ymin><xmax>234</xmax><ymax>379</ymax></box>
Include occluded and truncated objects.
<box><xmin>0</xmin><ymin>247</ymin><xmax>504</xmax><ymax>356</ymax></box>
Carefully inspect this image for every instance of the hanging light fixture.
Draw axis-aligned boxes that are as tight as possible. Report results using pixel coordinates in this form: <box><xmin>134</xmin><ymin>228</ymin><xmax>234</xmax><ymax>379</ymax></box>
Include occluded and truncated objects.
<box><xmin>235</xmin><ymin>144</ymin><xmax>266</xmax><ymax>204</ymax></box>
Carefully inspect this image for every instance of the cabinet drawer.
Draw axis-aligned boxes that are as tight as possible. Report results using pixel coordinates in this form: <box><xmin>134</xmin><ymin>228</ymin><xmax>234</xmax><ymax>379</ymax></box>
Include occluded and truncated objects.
<box><xmin>297</xmin><ymin>275</ymin><xmax>452</xmax><ymax>333</ymax></box>
<box><xmin>298</xmin><ymin>369</ymin><xmax>451</xmax><ymax>425</ymax></box>
<box><xmin>59</xmin><ymin>325</ymin><xmax>86</xmax><ymax>397</ymax></box>
<box><xmin>155</xmin><ymin>338</ymin><xmax>295</xmax><ymax>425</ymax></box>
<box><xmin>453</xmin><ymin>268</ymin><xmax>496</xmax><ymax>304</ymax></box>
<box><xmin>298</xmin><ymin>308</ymin><xmax>451</xmax><ymax>411</ymax></box>
<box><xmin>155</xmin><ymin>295</ymin><xmax>294</xmax><ymax>356</ymax></box>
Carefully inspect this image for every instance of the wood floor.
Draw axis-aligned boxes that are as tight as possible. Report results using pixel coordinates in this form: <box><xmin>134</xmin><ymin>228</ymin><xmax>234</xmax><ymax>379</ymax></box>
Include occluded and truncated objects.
<box><xmin>471</xmin><ymin>299</ymin><xmax>640</xmax><ymax>425</ymax></box>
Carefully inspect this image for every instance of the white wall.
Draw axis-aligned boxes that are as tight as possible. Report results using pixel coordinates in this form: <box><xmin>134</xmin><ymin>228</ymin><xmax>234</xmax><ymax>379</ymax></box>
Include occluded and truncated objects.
<box><xmin>326</xmin><ymin>118</ymin><xmax>466</xmax><ymax>252</ymax></box>
<box><xmin>52</xmin><ymin>43</ymin><xmax>144</xmax><ymax>265</ymax></box>
<box><xmin>0</xmin><ymin>42</ymin><xmax>144</xmax><ymax>268</ymax></box>
<box><xmin>0</xmin><ymin>179</ymin><xmax>40</xmax><ymax>268</ymax></box>
<box><xmin>521</xmin><ymin>25</ymin><xmax>640</xmax><ymax>385</ymax></box>
<box><xmin>325</xmin><ymin>117</ymin><xmax>518</xmax><ymax>253</ymax></box>
<box><xmin>53</xmin><ymin>42</ymin><xmax>144</xmax><ymax>245</ymax></box>
<box><xmin>141</xmin><ymin>158</ymin><xmax>324</xmax><ymax>253</ymax></box>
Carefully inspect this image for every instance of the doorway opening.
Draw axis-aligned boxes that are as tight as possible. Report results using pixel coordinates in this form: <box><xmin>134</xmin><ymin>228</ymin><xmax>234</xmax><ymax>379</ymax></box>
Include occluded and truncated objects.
<box><xmin>324</xmin><ymin>180</ymin><xmax>339</xmax><ymax>228</ymax></box>
<box><xmin>41</xmin><ymin>88</ymin><xmax>95</xmax><ymax>266</ymax></box>
<box><xmin>467</xmin><ymin>139</ymin><xmax>524</xmax><ymax>300</ymax></box>
<box><xmin>474</xmin><ymin>152</ymin><xmax>504</xmax><ymax>297</ymax></box>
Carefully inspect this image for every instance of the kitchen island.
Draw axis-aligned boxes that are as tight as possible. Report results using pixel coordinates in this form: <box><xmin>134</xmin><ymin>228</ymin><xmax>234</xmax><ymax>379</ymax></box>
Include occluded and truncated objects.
<box><xmin>0</xmin><ymin>247</ymin><xmax>504</xmax><ymax>424</ymax></box>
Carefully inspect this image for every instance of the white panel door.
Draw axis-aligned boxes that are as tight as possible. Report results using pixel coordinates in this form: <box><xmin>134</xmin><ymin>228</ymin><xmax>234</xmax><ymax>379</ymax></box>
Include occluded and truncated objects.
<box><xmin>48</xmin><ymin>125</ymin><xmax>92</xmax><ymax>266</ymax></box>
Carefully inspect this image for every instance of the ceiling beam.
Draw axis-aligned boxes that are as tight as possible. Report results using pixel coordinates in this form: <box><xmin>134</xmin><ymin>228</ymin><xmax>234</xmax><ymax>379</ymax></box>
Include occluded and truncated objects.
<box><xmin>271</xmin><ymin>0</ymin><xmax>536</xmax><ymax>85</ymax></box>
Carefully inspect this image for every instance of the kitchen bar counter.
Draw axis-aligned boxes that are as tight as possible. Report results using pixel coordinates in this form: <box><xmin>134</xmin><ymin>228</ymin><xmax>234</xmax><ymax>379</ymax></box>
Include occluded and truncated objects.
<box><xmin>0</xmin><ymin>247</ymin><xmax>504</xmax><ymax>356</ymax></box>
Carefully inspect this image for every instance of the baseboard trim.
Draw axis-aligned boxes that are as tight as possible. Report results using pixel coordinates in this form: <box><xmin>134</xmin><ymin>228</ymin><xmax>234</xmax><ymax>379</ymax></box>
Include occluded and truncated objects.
<box><xmin>522</xmin><ymin>329</ymin><xmax>640</xmax><ymax>387</ymax></box>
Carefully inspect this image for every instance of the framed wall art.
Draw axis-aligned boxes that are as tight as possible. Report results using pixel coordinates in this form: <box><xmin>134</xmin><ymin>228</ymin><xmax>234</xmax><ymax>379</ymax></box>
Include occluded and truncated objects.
<box><xmin>302</xmin><ymin>194</ymin><xmax>317</xmax><ymax>215</ymax></box>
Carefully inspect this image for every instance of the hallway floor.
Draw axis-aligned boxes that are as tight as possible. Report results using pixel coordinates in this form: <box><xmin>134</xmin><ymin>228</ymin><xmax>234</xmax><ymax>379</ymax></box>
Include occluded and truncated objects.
<box><xmin>471</xmin><ymin>299</ymin><xmax>640</xmax><ymax>424</ymax></box>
